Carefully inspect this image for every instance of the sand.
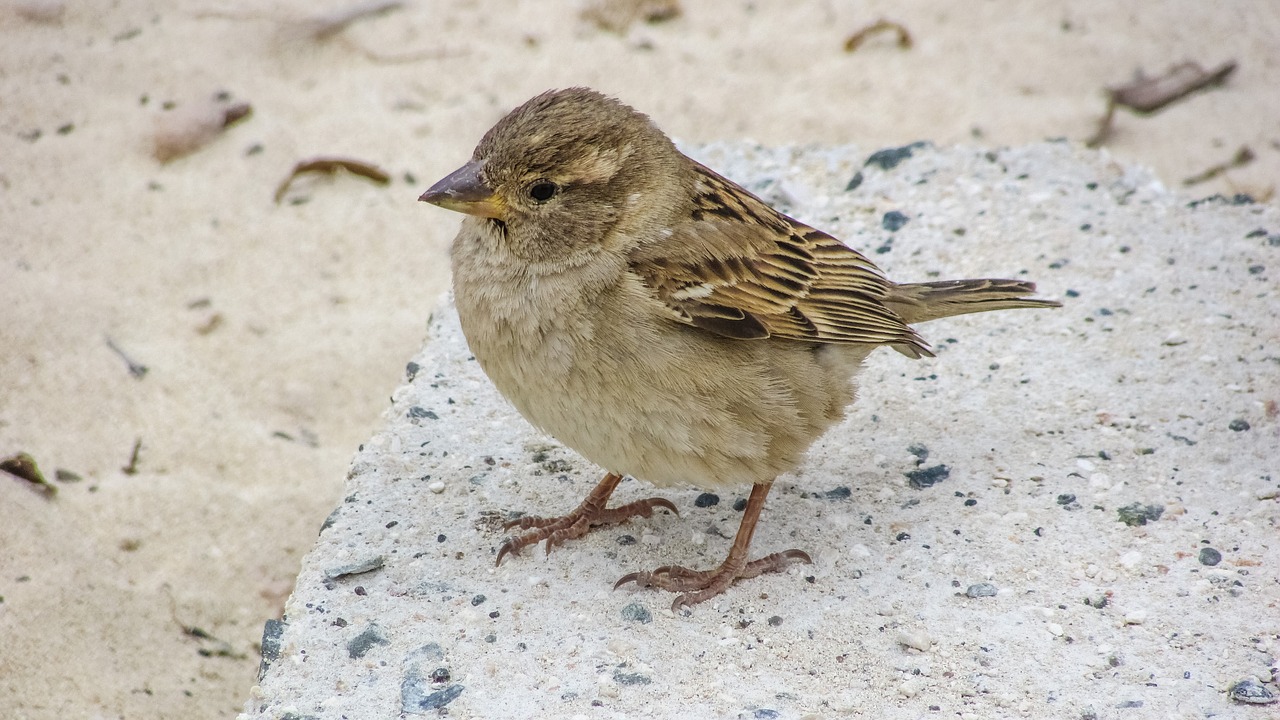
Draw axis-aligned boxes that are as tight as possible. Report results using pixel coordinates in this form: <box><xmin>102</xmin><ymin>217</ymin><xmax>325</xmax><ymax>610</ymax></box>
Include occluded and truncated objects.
<box><xmin>1</xmin><ymin>1</ymin><xmax>1276</xmax><ymax>718</ymax></box>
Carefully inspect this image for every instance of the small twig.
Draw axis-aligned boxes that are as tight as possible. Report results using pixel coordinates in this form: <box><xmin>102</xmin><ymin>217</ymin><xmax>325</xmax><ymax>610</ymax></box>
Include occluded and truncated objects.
<box><xmin>274</xmin><ymin>157</ymin><xmax>391</xmax><ymax>204</ymax></box>
<box><xmin>121</xmin><ymin>438</ymin><xmax>142</xmax><ymax>475</ymax></box>
<box><xmin>1182</xmin><ymin>146</ymin><xmax>1255</xmax><ymax>186</ymax></box>
<box><xmin>843</xmin><ymin>19</ymin><xmax>913</xmax><ymax>53</ymax></box>
<box><xmin>164</xmin><ymin>585</ymin><xmax>246</xmax><ymax>659</ymax></box>
<box><xmin>1087</xmin><ymin>60</ymin><xmax>1237</xmax><ymax>148</ymax></box>
<box><xmin>105</xmin><ymin>336</ymin><xmax>148</xmax><ymax>378</ymax></box>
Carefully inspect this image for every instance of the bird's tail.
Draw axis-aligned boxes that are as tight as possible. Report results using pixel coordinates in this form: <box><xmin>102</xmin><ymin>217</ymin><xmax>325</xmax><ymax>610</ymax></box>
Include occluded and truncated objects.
<box><xmin>883</xmin><ymin>279</ymin><xmax>1061</xmax><ymax>358</ymax></box>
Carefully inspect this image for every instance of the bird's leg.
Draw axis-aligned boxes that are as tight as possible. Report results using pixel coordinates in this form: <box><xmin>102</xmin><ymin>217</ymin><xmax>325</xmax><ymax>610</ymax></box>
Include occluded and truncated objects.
<box><xmin>495</xmin><ymin>472</ymin><xmax>678</xmax><ymax>565</ymax></box>
<box><xmin>614</xmin><ymin>482</ymin><xmax>811</xmax><ymax>613</ymax></box>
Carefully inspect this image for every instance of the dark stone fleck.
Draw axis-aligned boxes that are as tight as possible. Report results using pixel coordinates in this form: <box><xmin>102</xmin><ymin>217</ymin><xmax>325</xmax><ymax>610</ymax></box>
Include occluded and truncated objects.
<box><xmin>895</xmin><ymin>532</ymin><xmax>911</xmax><ymax>542</ymax></box>
<box><xmin>620</xmin><ymin>602</ymin><xmax>652</xmax><ymax>624</ymax></box>
<box><xmin>753</xmin><ymin>710</ymin><xmax>780</xmax><ymax>719</ymax></box>
<box><xmin>1188</xmin><ymin>193</ymin><xmax>1255</xmax><ymax>209</ymax></box>
<box><xmin>540</xmin><ymin>458</ymin><xmax>572</xmax><ymax>473</ymax></box>
<box><xmin>694</xmin><ymin>492</ymin><xmax>720</xmax><ymax>508</ymax></box>
<box><xmin>1198</xmin><ymin>547</ymin><xmax>1222</xmax><ymax>566</ymax></box>
<box><xmin>964</xmin><ymin>498</ymin><xmax>977</xmax><ymax>507</ymax></box>
<box><xmin>733</xmin><ymin>498</ymin><xmax>748</xmax><ymax>512</ymax></box>
<box><xmin>1248</xmin><ymin>265</ymin><xmax>1265</xmax><ymax>275</ymax></box>
<box><xmin>906</xmin><ymin>464</ymin><xmax>950</xmax><ymax>489</ymax></box>
<box><xmin>845</xmin><ymin>171</ymin><xmax>864</xmax><ymax>191</ymax></box>
<box><xmin>907</xmin><ymin>443</ymin><xmax>929</xmax><ymax>464</ymax></box>
<box><xmin>1117</xmin><ymin>503</ymin><xmax>1164</xmax><ymax>526</ymax></box>
<box><xmin>347</xmin><ymin>624</ymin><xmax>388</xmax><ymax>659</ymax></box>
<box><xmin>875</xmin><ymin>239</ymin><xmax>894</xmax><ymax>254</ymax></box>
<box><xmin>1057</xmin><ymin>493</ymin><xmax>1077</xmax><ymax>506</ymax></box>
<box><xmin>437</xmin><ymin>534</ymin><xmax>447</xmax><ymax>543</ymax></box>
<box><xmin>1228</xmin><ymin>419</ymin><xmax>1251</xmax><ymax>432</ymax></box>
<box><xmin>488</xmin><ymin>610</ymin><xmax>499</xmax><ymax>619</ymax></box>
<box><xmin>881</xmin><ymin>210</ymin><xmax>910</xmax><ymax>232</ymax></box>
<box><xmin>1244</xmin><ymin>228</ymin><xmax>1267</xmax><ymax>238</ymax></box>
<box><xmin>430</xmin><ymin>667</ymin><xmax>450</xmax><ymax>683</ymax></box>
<box><xmin>613</xmin><ymin>671</ymin><xmax>652</xmax><ymax>686</ymax></box>
<box><xmin>617</xmin><ymin>534</ymin><xmax>637</xmax><ymax>546</ymax></box>
<box><xmin>385</xmin><ymin>520</ymin><xmax>398</xmax><ymax>528</ymax></box>
<box><xmin>257</xmin><ymin>619</ymin><xmax>285</xmax><ymax>680</ymax></box>
<box><xmin>1065</xmin><ymin>289</ymin><xmax>1080</xmax><ymax>298</ymax></box>
<box><xmin>767</xmin><ymin>615</ymin><xmax>783</xmax><ymax>626</ymax></box>
<box><xmin>54</xmin><ymin>468</ymin><xmax>83</xmax><ymax>482</ymax></box>
<box><xmin>864</xmin><ymin>141</ymin><xmax>929</xmax><ymax>170</ymax></box>
<box><xmin>966</xmin><ymin>583</ymin><xmax>998</xmax><ymax>598</ymax></box>
<box><xmin>405</xmin><ymin>361</ymin><xmax>421</xmax><ymax>381</ymax></box>
<box><xmin>1115</xmin><ymin>700</ymin><xmax>1143</xmax><ymax>708</ymax></box>
<box><xmin>471</xmin><ymin>594</ymin><xmax>486</xmax><ymax>606</ymax></box>
<box><xmin>823</xmin><ymin>486</ymin><xmax>851</xmax><ymax>500</ymax></box>
<box><xmin>353</xmin><ymin>586</ymin><xmax>366</xmax><ymax>596</ymax></box>
<box><xmin>408</xmin><ymin>406</ymin><xmax>439</xmax><ymax>420</ymax></box>
<box><xmin>402</xmin><ymin>681</ymin><xmax>464</xmax><ymax>712</ymax></box>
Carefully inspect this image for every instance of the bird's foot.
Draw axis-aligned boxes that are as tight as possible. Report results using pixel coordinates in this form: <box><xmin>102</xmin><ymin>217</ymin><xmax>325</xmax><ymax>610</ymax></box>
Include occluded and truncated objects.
<box><xmin>495</xmin><ymin>472</ymin><xmax>677</xmax><ymax>565</ymax></box>
<box><xmin>614</xmin><ymin>548</ymin><xmax>811</xmax><ymax>613</ymax></box>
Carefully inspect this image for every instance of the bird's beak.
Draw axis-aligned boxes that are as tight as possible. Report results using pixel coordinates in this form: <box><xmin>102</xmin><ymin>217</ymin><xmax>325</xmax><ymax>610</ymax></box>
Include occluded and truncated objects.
<box><xmin>418</xmin><ymin>160</ymin><xmax>506</xmax><ymax>220</ymax></box>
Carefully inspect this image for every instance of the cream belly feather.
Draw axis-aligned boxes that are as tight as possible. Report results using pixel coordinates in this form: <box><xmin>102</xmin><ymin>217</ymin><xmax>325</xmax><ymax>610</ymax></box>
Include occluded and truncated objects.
<box><xmin>451</xmin><ymin>218</ymin><xmax>869</xmax><ymax>490</ymax></box>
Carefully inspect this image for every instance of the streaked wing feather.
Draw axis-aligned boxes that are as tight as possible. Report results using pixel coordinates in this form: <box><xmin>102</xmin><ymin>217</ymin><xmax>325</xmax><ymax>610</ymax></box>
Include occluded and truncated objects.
<box><xmin>629</xmin><ymin>162</ymin><xmax>930</xmax><ymax>355</ymax></box>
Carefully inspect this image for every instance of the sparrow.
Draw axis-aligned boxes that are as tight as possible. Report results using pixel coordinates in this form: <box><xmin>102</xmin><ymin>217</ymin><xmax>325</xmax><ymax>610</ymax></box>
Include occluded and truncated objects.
<box><xmin>420</xmin><ymin>87</ymin><xmax>1059</xmax><ymax>612</ymax></box>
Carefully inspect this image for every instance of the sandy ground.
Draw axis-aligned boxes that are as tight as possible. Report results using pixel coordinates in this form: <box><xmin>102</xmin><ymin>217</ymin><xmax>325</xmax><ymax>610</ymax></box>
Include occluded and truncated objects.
<box><xmin>0</xmin><ymin>1</ymin><xmax>1276</xmax><ymax>718</ymax></box>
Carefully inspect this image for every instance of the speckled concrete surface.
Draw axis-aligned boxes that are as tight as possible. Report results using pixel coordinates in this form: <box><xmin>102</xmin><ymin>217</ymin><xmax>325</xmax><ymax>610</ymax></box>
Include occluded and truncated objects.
<box><xmin>241</xmin><ymin>142</ymin><xmax>1278</xmax><ymax>720</ymax></box>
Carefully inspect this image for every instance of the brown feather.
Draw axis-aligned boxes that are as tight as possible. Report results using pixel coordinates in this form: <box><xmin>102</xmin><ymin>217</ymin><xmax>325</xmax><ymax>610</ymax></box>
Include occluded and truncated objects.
<box><xmin>630</xmin><ymin>162</ymin><xmax>933</xmax><ymax>357</ymax></box>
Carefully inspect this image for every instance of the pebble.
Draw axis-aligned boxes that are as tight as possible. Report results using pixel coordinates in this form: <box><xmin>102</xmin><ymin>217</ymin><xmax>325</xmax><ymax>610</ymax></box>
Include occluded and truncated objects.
<box><xmin>1229</xmin><ymin>677</ymin><xmax>1275</xmax><ymax>704</ymax></box>
<box><xmin>905</xmin><ymin>464</ymin><xmax>950</xmax><ymax>489</ymax></box>
<box><xmin>1198</xmin><ymin>547</ymin><xmax>1222</xmax><ymax>566</ymax></box>
<box><xmin>620</xmin><ymin>602</ymin><xmax>652</xmax><ymax>624</ymax></box>
<box><xmin>693</xmin><ymin>492</ymin><xmax>720</xmax><ymax>507</ymax></box>
<box><xmin>1123</xmin><ymin>610</ymin><xmax>1147</xmax><ymax>625</ymax></box>
<box><xmin>1116</xmin><ymin>503</ymin><xmax>1163</xmax><ymax>526</ymax></box>
<box><xmin>898</xmin><ymin>677</ymin><xmax>925</xmax><ymax>697</ymax></box>
<box><xmin>1046</xmin><ymin>623</ymin><xmax>1064</xmax><ymax>637</ymax></box>
<box><xmin>965</xmin><ymin>583</ymin><xmax>998</xmax><ymax>598</ymax></box>
<box><xmin>597</xmin><ymin>678</ymin><xmax>619</xmax><ymax>699</ymax></box>
<box><xmin>325</xmin><ymin>555</ymin><xmax>385</xmax><ymax>580</ymax></box>
<box><xmin>896</xmin><ymin>629</ymin><xmax>933</xmax><ymax>652</ymax></box>
<box><xmin>1119</xmin><ymin>551</ymin><xmax>1143</xmax><ymax>569</ymax></box>
<box><xmin>427</xmin><ymin>481</ymin><xmax>446</xmax><ymax>494</ymax></box>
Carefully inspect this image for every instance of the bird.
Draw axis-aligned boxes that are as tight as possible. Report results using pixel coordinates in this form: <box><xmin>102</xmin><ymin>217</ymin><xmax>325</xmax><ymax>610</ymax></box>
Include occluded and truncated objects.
<box><xmin>419</xmin><ymin>87</ymin><xmax>1060</xmax><ymax>612</ymax></box>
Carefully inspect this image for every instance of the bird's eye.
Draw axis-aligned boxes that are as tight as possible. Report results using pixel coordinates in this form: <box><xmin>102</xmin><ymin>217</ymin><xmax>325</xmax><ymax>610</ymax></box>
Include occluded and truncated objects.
<box><xmin>527</xmin><ymin>181</ymin><xmax>558</xmax><ymax>203</ymax></box>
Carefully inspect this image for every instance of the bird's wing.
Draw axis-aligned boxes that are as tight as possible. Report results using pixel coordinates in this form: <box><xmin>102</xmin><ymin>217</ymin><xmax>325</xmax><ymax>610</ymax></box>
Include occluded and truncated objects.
<box><xmin>628</xmin><ymin>162</ymin><xmax>931</xmax><ymax>357</ymax></box>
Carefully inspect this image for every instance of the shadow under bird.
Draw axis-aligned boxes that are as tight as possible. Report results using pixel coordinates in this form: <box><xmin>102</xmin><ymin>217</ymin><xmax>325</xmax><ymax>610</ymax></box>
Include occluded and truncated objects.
<box><xmin>420</xmin><ymin>87</ymin><xmax>1060</xmax><ymax>613</ymax></box>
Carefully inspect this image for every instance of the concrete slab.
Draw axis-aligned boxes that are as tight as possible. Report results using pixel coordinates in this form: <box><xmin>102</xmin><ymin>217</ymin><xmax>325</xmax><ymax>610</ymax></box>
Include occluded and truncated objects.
<box><xmin>241</xmin><ymin>142</ymin><xmax>1278</xmax><ymax>719</ymax></box>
